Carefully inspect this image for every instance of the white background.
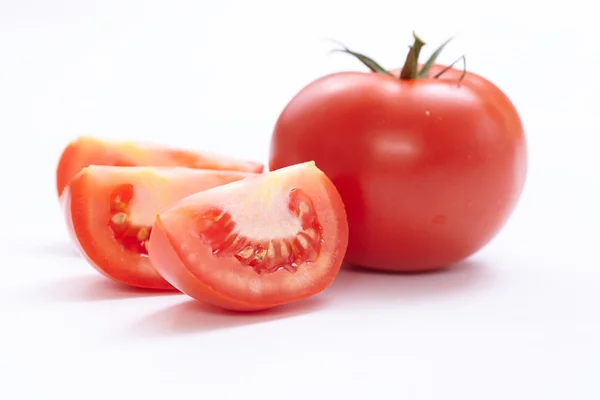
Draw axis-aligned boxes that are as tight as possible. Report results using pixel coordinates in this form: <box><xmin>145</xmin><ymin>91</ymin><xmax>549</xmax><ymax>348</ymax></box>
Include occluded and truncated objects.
<box><xmin>1</xmin><ymin>0</ymin><xmax>598</xmax><ymax>399</ymax></box>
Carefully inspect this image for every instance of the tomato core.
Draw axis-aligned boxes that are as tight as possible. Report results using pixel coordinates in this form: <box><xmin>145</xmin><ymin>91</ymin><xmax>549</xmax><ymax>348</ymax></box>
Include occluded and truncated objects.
<box><xmin>195</xmin><ymin>188</ymin><xmax>323</xmax><ymax>274</ymax></box>
<box><xmin>108</xmin><ymin>184</ymin><xmax>152</xmax><ymax>255</ymax></box>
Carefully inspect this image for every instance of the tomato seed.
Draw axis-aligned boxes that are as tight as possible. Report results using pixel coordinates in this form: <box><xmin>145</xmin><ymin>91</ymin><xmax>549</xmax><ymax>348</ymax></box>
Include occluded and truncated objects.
<box><xmin>113</xmin><ymin>202</ymin><xmax>128</xmax><ymax>212</ymax></box>
<box><xmin>108</xmin><ymin>185</ymin><xmax>151</xmax><ymax>256</ymax></box>
<box><xmin>137</xmin><ymin>227</ymin><xmax>149</xmax><ymax>241</ymax></box>
<box><xmin>237</xmin><ymin>246</ymin><xmax>254</xmax><ymax>259</ymax></box>
<box><xmin>298</xmin><ymin>202</ymin><xmax>310</xmax><ymax>214</ymax></box>
<box><xmin>279</xmin><ymin>241</ymin><xmax>290</xmax><ymax>258</ymax></box>
<box><xmin>267</xmin><ymin>241</ymin><xmax>276</xmax><ymax>258</ymax></box>
<box><xmin>255</xmin><ymin>248</ymin><xmax>267</xmax><ymax>261</ymax></box>
<box><xmin>111</xmin><ymin>212</ymin><xmax>128</xmax><ymax>225</ymax></box>
<box><xmin>197</xmin><ymin>188</ymin><xmax>323</xmax><ymax>274</ymax></box>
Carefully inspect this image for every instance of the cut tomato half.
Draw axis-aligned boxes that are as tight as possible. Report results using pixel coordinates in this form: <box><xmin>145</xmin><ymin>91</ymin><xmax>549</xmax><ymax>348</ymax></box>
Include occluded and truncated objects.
<box><xmin>147</xmin><ymin>161</ymin><xmax>349</xmax><ymax>311</ymax></box>
<box><xmin>56</xmin><ymin>136</ymin><xmax>264</xmax><ymax>197</ymax></box>
<box><xmin>62</xmin><ymin>166</ymin><xmax>256</xmax><ymax>289</ymax></box>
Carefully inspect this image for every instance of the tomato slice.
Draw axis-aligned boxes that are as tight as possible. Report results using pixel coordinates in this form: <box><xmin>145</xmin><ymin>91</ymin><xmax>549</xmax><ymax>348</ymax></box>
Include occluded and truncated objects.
<box><xmin>147</xmin><ymin>161</ymin><xmax>349</xmax><ymax>311</ymax></box>
<box><xmin>56</xmin><ymin>136</ymin><xmax>264</xmax><ymax>197</ymax></box>
<box><xmin>62</xmin><ymin>166</ymin><xmax>256</xmax><ymax>290</ymax></box>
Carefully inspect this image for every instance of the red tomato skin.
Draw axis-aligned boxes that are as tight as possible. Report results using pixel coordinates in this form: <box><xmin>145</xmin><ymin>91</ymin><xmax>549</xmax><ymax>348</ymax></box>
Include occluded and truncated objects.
<box><xmin>62</xmin><ymin>166</ymin><xmax>256</xmax><ymax>290</ymax></box>
<box><xmin>147</xmin><ymin>162</ymin><xmax>349</xmax><ymax>311</ymax></box>
<box><xmin>269</xmin><ymin>65</ymin><xmax>527</xmax><ymax>271</ymax></box>
<box><xmin>61</xmin><ymin>177</ymin><xmax>176</xmax><ymax>290</ymax></box>
<box><xmin>56</xmin><ymin>136</ymin><xmax>264</xmax><ymax>197</ymax></box>
<box><xmin>149</xmin><ymin>217</ymin><xmax>259</xmax><ymax>310</ymax></box>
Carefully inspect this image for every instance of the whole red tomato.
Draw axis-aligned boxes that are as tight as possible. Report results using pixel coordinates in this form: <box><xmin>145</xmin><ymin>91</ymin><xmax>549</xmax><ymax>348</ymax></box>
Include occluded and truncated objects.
<box><xmin>269</xmin><ymin>35</ymin><xmax>528</xmax><ymax>272</ymax></box>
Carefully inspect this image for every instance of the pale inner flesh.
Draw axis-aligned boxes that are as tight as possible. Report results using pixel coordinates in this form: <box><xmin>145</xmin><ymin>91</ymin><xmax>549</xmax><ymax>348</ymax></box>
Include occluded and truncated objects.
<box><xmin>220</xmin><ymin>180</ymin><xmax>304</xmax><ymax>241</ymax></box>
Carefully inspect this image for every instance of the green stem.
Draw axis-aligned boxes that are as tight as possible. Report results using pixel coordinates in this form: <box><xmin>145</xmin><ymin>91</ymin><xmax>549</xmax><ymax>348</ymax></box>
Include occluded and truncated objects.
<box><xmin>328</xmin><ymin>32</ymin><xmax>463</xmax><ymax>82</ymax></box>
<box><xmin>400</xmin><ymin>32</ymin><xmax>425</xmax><ymax>79</ymax></box>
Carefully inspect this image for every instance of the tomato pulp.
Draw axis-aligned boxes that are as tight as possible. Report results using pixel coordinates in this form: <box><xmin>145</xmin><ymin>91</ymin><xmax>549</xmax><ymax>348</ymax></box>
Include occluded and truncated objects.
<box><xmin>63</xmin><ymin>166</ymin><xmax>256</xmax><ymax>289</ymax></box>
<box><xmin>148</xmin><ymin>161</ymin><xmax>349</xmax><ymax>311</ymax></box>
<box><xmin>269</xmin><ymin>40</ymin><xmax>527</xmax><ymax>272</ymax></box>
<box><xmin>56</xmin><ymin>136</ymin><xmax>264</xmax><ymax>197</ymax></box>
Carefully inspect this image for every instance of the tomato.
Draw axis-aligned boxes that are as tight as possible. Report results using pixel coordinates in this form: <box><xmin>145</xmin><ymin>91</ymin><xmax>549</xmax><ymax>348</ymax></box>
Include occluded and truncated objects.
<box><xmin>56</xmin><ymin>136</ymin><xmax>264</xmax><ymax>197</ymax></box>
<box><xmin>62</xmin><ymin>166</ymin><xmax>256</xmax><ymax>289</ymax></box>
<box><xmin>147</xmin><ymin>161</ymin><xmax>349</xmax><ymax>311</ymax></box>
<box><xmin>269</xmin><ymin>37</ymin><xmax>527</xmax><ymax>272</ymax></box>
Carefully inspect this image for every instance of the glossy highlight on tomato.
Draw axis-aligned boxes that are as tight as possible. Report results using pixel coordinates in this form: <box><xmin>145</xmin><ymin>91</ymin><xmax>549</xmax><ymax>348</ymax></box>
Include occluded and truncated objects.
<box><xmin>56</xmin><ymin>136</ymin><xmax>264</xmax><ymax>197</ymax></box>
<box><xmin>147</xmin><ymin>161</ymin><xmax>349</xmax><ymax>311</ymax></box>
<box><xmin>269</xmin><ymin>37</ymin><xmax>527</xmax><ymax>272</ymax></box>
<box><xmin>62</xmin><ymin>166</ymin><xmax>256</xmax><ymax>289</ymax></box>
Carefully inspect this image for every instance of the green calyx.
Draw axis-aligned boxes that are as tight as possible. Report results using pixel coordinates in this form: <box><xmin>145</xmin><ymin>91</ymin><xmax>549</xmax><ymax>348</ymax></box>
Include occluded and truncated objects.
<box><xmin>329</xmin><ymin>42</ymin><xmax>393</xmax><ymax>76</ymax></box>
<box><xmin>332</xmin><ymin>31</ymin><xmax>466</xmax><ymax>83</ymax></box>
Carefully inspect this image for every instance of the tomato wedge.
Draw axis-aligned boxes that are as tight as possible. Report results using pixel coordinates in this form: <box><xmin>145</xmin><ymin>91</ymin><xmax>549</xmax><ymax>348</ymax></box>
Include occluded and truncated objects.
<box><xmin>147</xmin><ymin>161</ymin><xmax>349</xmax><ymax>311</ymax></box>
<box><xmin>56</xmin><ymin>136</ymin><xmax>264</xmax><ymax>197</ymax></box>
<box><xmin>62</xmin><ymin>166</ymin><xmax>256</xmax><ymax>289</ymax></box>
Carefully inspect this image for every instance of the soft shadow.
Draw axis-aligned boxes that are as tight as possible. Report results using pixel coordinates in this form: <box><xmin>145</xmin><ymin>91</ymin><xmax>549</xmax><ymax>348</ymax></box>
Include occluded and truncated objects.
<box><xmin>27</xmin><ymin>241</ymin><xmax>80</xmax><ymax>258</ymax></box>
<box><xmin>323</xmin><ymin>258</ymin><xmax>495</xmax><ymax>305</ymax></box>
<box><xmin>36</xmin><ymin>274</ymin><xmax>181</xmax><ymax>302</ymax></box>
<box><xmin>130</xmin><ymin>296</ymin><xmax>329</xmax><ymax>337</ymax></box>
